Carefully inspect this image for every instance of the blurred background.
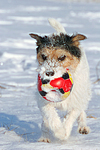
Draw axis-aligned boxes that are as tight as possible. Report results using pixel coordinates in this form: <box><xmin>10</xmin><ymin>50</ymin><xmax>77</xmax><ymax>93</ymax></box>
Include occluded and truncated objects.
<box><xmin>0</xmin><ymin>0</ymin><xmax>100</xmax><ymax>149</ymax></box>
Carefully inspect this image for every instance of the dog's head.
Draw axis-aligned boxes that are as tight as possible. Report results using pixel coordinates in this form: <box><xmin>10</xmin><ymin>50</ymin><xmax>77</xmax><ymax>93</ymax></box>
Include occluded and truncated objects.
<box><xmin>29</xmin><ymin>18</ymin><xmax>87</xmax><ymax>80</ymax></box>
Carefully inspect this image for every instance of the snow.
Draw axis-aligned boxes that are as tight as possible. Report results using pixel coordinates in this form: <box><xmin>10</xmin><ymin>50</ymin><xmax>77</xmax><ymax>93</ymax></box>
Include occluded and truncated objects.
<box><xmin>0</xmin><ymin>0</ymin><xmax>100</xmax><ymax>149</ymax></box>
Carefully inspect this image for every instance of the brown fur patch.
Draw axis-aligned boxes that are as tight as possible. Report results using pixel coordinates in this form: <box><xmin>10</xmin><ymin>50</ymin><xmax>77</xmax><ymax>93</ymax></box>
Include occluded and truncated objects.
<box><xmin>30</xmin><ymin>33</ymin><xmax>87</xmax><ymax>59</ymax></box>
<box><xmin>37</xmin><ymin>47</ymin><xmax>79</xmax><ymax>71</ymax></box>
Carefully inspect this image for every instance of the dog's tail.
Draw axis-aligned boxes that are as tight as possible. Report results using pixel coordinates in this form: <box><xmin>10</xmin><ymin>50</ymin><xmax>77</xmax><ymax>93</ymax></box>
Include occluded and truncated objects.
<box><xmin>48</xmin><ymin>18</ymin><xmax>66</xmax><ymax>34</ymax></box>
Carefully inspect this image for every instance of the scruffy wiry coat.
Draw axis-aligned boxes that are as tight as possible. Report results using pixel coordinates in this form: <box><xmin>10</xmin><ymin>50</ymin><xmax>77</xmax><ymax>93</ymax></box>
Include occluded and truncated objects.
<box><xmin>30</xmin><ymin>18</ymin><xmax>91</xmax><ymax>143</ymax></box>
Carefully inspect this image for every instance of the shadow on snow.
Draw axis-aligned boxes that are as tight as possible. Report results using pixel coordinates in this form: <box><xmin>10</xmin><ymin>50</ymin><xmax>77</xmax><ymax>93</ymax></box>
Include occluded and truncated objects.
<box><xmin>0</xmin><ymin>113</ymin><xmax>41</xmax><ymax>142</ymax></box>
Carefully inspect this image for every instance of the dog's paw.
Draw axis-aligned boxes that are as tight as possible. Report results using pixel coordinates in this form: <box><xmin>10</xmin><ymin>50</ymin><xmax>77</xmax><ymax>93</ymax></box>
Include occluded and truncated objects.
<box><xmin>38</xmin><ymin>137</ymin><xmax>51</xmax><ymax>143</ymax></box>
<box><xmin>78</xmin><ymin>126</ymin><xmax>90</xmax><ymax>134</ymax></box>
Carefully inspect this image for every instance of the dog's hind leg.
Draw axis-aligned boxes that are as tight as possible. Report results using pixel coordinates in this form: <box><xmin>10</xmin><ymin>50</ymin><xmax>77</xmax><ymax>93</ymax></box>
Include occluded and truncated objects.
<box><xmin>77</xmin><ymin>111</ymin><xmax>90</xmax><ymax>134</ymax></box>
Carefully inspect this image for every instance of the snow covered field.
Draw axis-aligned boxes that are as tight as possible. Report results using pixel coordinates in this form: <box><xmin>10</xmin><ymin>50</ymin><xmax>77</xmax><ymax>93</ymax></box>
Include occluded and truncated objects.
<box><xmin>0</xmin><ymin>0</ymin><xmax>100</xmax><ymax>149</ymax></box>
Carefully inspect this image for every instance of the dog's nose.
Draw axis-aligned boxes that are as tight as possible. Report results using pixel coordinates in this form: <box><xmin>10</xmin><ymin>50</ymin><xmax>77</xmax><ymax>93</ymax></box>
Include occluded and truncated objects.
<box><xmin>46</xmin><ymin>71</ymin><xmax>54</xmax><ymax>76</ymax></box>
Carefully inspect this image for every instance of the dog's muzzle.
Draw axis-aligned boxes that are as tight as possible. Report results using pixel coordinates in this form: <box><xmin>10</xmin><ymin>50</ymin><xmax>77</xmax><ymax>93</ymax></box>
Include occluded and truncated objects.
<box><xmin>46</xmin><ymin>71</ymin><xmax>54</xmax><ymax>77</ymax></box>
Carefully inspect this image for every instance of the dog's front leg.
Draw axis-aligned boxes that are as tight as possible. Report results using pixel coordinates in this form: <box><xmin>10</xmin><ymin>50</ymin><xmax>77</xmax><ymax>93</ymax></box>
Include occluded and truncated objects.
<box><xmin>40</xmin><ymin>103</ymin><xmax>66</xmax><ymax>142</ymax></box>
<box><xmin>63</xmin><ymin>109</ymin><xmax>80</xmax><ymax>139</ymax></box>
<box><xmin>77</xmin><ymin>111</ymin><xmax>90</xmax><ymax>134</ymax></box>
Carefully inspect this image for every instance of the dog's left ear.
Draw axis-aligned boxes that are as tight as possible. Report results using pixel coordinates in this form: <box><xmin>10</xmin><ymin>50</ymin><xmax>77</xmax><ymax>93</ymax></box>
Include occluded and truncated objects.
<box><xmin>72</xmin><ymin>34</ymin><xmax>87</xmax><ymax>47</ymax></box>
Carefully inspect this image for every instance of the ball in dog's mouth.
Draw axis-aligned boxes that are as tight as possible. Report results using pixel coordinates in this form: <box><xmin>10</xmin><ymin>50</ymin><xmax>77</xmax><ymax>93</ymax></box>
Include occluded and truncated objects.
<box><xmin>38</xmin><ymin>69</ymin><xmax>73</xmax><ymax>102</ymax></box>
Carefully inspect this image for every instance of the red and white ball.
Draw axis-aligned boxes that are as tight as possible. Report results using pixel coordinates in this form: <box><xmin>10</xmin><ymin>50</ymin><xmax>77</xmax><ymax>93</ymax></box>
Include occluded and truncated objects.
<box><xmin>38</xmin><ymin>70</ymin><xmax>73</xmax><ymax>102</ymax></box>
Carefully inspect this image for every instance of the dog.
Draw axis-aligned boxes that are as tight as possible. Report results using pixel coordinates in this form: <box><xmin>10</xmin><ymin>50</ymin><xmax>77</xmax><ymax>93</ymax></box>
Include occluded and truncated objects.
<box><xmin>29</xmin><ymin>18</ymin><xmax>91</xmax><ymax>143</ymax></box>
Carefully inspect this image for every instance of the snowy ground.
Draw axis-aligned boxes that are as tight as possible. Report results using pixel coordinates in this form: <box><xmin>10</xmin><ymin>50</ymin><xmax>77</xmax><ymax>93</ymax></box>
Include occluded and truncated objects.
<box><xmin>0</xmin><ymin>0</ymin><xmax>100</xmax><ymax>149</ymax></box>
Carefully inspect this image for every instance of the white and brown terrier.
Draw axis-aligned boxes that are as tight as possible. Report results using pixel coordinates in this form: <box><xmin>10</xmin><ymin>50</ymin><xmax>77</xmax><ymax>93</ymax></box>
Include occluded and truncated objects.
<box><xmin>30</xmin><ymin>18</ymin><xmax>91</xmax><ymax>143</ymax></box>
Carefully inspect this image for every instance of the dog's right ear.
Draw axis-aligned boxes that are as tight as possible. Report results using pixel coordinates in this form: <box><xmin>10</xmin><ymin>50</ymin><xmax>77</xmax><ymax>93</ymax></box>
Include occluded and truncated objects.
<box><xmin>29</xmin><ymin>33</ymin><xmax>47</xmax><ymax>53</ymax></box>
<box><xmin>29</xmin><ymin>33</ymin><xmax>42</xmax><ymax>41</ymax></box>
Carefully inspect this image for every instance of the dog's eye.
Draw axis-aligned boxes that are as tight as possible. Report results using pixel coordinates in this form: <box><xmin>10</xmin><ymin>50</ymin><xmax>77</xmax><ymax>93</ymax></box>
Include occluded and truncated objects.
<box><xmin>41</xmin><ymin>54</ymin><xmax>47</xmax><ymax>61</ymax></box>
<box><xmin>58</xmin><ymin>55</ymin><xmax>66</xmax><ymax>61</ymax></box>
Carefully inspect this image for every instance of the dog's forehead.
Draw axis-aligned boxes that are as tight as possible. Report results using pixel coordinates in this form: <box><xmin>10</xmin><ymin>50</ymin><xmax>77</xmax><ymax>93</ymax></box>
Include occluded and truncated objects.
<box><xmin>37</xmin><ymin>47</ymin><xmax>74</xmax><ymax>63</ymax></box>
<box><xmin>30</xmin><ymin>32</ymin><xmax>87</xmax><ymax>59</ymax></box>
<box><xmin>35</xmin><ymin>33</ymin><xmax>82</xmax><ymax>59</ymax></box>
<box><xmin>39</xmin><ymin>47</ymin><xmax>67</xmax><ymax>55</ymax></box>
<box><xmin>36</xmin><ymin>33</ymin><xmax>72</xmax><ymax>53</ymax></box>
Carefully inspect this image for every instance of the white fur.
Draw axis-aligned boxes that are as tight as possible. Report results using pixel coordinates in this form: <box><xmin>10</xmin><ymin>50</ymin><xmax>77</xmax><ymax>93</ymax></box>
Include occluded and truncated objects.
<box><xmin>48</xmin><ymin>18</ymin><xmax>66</xmax><ymax>33</ymax></box>
<box><xmin>37</xmin><ymin>19</ymin><xmax>91</xmax><ymax>142</ymax></box>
